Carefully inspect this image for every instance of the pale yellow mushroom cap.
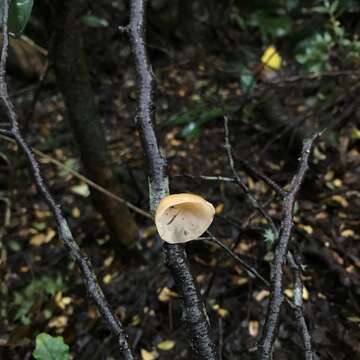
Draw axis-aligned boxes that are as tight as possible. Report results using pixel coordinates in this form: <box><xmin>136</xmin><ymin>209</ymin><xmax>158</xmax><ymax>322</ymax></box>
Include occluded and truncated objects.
<box><xmin>155</xmin><ymin>193</ymin><xmax>215</xmax><ymax>244</ymax></box>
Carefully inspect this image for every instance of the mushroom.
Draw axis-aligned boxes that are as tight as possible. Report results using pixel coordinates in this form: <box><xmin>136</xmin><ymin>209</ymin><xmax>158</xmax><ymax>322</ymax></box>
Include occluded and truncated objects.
<box><xmin>155</xmin><ymin>193</ymin><xmax>215</xmax><ymax>244</ymax></box>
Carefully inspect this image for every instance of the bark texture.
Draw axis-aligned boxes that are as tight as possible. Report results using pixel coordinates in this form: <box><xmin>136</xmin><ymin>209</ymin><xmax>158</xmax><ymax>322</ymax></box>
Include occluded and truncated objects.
<box><xmin>51</xmin><ymin>0</ymin><xmax>138</xmax><ymax>250</ymax></box>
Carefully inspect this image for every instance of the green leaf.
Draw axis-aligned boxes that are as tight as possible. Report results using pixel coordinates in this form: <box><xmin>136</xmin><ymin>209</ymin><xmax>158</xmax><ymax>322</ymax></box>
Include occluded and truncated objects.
<box><xmin>80</xmin><ymin>15</ymin><xmax>109</xmax><ymax>28</ymax></box>
<box><xmin>240</xmin><ymin>73</ymin><xmax>256</xmax><ymax>93</ymax></box>
<box><xmin>70</xmin><ymin>183</ymin><xmax>90</xmax><ymax>198</ymax></box>
<box><xmin>179</xmin><ymin>122</ymin><xmax>201</xmax><ymax>139</ymax></box>
<box><xmin>33</xmin><ymin>333</ymin><xmax>69</xmax><ymax>360</ymax></box>
<box><xmin>263</xmin><ymin>228</ymin><xmax>275</xmax><ymax>246</ymax></box>
<box><xmin>0</xmin><ymin>0</ymin><xmax>34</xmax><ymax>37</ymax></box>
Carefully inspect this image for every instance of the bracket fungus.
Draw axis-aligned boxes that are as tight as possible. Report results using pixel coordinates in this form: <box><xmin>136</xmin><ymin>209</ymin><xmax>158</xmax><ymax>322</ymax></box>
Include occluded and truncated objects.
<box><xmin>155</xmin><ymin>193</ymin><xmax>215</xmax><ymax>244</ymax></box>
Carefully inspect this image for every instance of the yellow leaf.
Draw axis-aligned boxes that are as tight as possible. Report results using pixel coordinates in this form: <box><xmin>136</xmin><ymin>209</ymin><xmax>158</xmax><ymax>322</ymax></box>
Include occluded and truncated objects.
<box><xmin>351</xmin><ymin>127</ymin><xmax>360</xmax><ymax>140</ymax></box>
<box><xmin>158</xmin><ymin>287</ymin><xmax>178</xmax><ymax>302</ymax></box>
<box><xmin>302</xmin><ymin>286</ymin><xmax>310</xmax><ymax>301</ymax></box>
<box><xmin>249</xmin><ymin>320</ymin><xmax>259</xmax><ymax>337</ymax></box>
<box><xmin>215</xmin><ymin>203</ymin><xmax>224</xmax><ymax>215</ymax></box>
<box><xmin>141</xmin><ymin>349</ymin><xmax>158</xmax><ymax>360</ymax></box>
<box><xmin>298</xmin><ymin>224</ymin><xmax>313</xmax><ymax>235</ymax></box>
<box><xmin>329</xmin><ymin>195</ymin><xmax>349</xmax><ymax>208</ymax></box>
<box><xmin>48</xmin><ymin>315</ymin><xmax>68</xmax><ymax>329</ymax></box>
<box><xmin>72</xmin><ymin>207</ymin><xmax>81</xmax><ymax>218</ymax></box>
<box><xmin>45</xmin><ymin>228</ymin><xmax>56</xmax><ymax>242</ymax></box>
<box><xmin>254</xmin><ymin>289</ymin><xmax>270</xmax><ymax>302</ymax></box>
<box><xmin>55</xmin><ymin>292</ymin><xmax>72</xmax><ymax>310</ymax></box>
<box><xmin>30</xmin><ymin>233</ymin><xmax>47</xmax><ymax>246</ymax></box>
<box><xmin>341</xmin><ymin>229</ymin><xmax>354</xmax><ymax>238</ymax></box>
<box><xmin>261</xmin><ymin>46</ymin><xmax>282</xmax><ymax>70</ymax></box>
<box><xmin>218</xmin><ymin>308</ymin><xmax>229</xmax><ymax>318</ymax></box>
<box><xmin>131</xmin><ymin>315</ymin><xmax>141</xmax><ymax>326</ymax></box>
<box><xmin>157</xmin><ymin>340</ymin><xmax>176</xmax><ymax>351</ymax></box>
<box><xmin>103</xmin><ymin>273</ymin><xmax>113</xmax><ymax>284</ymax></box>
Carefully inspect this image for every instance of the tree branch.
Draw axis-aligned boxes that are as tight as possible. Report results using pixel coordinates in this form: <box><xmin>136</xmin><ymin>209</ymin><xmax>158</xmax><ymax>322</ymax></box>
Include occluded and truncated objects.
<box><xmin>0</xmin><ymin>2</ymin><xmax>134</xmax><ymax>359</ymax></box>
<box><xmin>287</xmin><ymin>252</ymin><xmax>314</xmax><ymax>360</ymax></box>
<box><xmin>126</xmin><ymin>1</ymin><xmax>217</xmax><ymax>358</ymax></box>
<box><xmin>224</xmin><ymin>116</ymin><xmax>278</xmax><ymax>238</ymax></box>
<box><xmin>257</xmin><ymin>135</ymin><xmax>319</xmax><ymax>360</ymax></box>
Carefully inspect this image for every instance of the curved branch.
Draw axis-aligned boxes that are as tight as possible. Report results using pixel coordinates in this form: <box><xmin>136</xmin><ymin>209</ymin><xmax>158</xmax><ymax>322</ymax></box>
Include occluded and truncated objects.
<box><xmin>0</xmin><ymin>2</ymin><xmax>134</xmax><ymax>359</ymax></box>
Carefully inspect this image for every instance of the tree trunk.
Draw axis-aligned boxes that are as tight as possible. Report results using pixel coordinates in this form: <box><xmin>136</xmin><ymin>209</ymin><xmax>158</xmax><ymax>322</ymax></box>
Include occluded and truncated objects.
<box><xmin>50</xmin><ymin>0</ymin><xmax>138</xmax><ymax>250</ymax></box>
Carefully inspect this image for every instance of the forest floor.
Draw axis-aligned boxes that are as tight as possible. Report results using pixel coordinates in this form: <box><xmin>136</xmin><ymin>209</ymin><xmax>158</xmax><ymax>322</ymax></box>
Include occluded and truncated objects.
<box><xmin>0</xmin><ymin>29</ymin><xmax>359</xmax><ymax>360</ymax></box>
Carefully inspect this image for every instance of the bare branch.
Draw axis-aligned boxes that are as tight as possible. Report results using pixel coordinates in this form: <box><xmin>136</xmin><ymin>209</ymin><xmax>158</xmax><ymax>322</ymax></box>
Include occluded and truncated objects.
<box><xmin>287</xmin><ymin>252</ymin><xmax>314</xmax><ymax>360</ymax></box>
<box><xmin>257</xmin><ymin>135</ymin><xmax>319</xmax><ymax>360</ymax></box>
<box><xmin>126</xmin><ymin>1</ymin><xmax>217</xmax><ymax>358</ymax></box>
<box><xmin>206</xmin><ymin>231</ymin><xmax>270</xmax><ymax>287</ymax></box>
<box><xmin>224</xmin><ymin>116</ymin><xmax>278</xmax><ymax>238</ymax></box>
<box><xmin>239</xmin><ymin>160</ymin><xmax>287</xmax><ymax>198</ymax></box>
<box><xmin>0</xmin><ymin>2</ymin><xmax>134</xmax><ymax>359</ymax></box>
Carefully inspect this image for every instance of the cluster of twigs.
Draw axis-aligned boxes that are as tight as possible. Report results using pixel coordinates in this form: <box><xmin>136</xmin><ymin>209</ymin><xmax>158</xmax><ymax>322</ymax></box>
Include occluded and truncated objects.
<box><xmin>222</xmin><ymin>117</ymin><xmax>319</xmax><ymax>359</ymax></box>
<box><xmin>0</xmin><ymin>0</ymin><xmax>321</xmax><ymax>358</ymax></box>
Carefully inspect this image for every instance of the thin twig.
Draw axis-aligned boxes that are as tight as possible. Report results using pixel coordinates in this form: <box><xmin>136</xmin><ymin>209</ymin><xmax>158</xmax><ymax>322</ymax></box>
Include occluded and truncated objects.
<box><xmin>125</xmin><ymin>1</ymin><xmax>217</xmax><ymax>358</ymax></box>
<box><xmin>0</xmin><ymin>2</ymin><xmax>134</xmax><ymax>359</ymax></box>
<box><xmin>0</xmin><ymin>134</ymin><xmax>152</xmax><ymax>220</ymax></box>
<box><xmin>287</xmin><ymin>252</ymin><xmax>314</xmax><ymax>360</ymax></box>
<box><xmin>175</xmin><ymin>173</ymin><xmax>237</xmax><ymax>183</ymax></box>
<box><xmin>223</xmin><ymin>117</ymin><xmax>314</xmax><ymax>356</ymax></box>
<box><xmin>257</xmin><ymin>135</ymin><xmax>320</xmax><ymax>360</ymax></box>
<box><xmin>206</xmin><ymin>231</ymin><xmax>270</xmax><ymax>287</ymax></box>
<box><xmin>239</xmin><ymin>160</ymin><xmax>287</xmax><ymax>197</ymax></box>
<box><xmin>224</xmin><ymin>116</ymin><xmax>278</xmax><ymax>238</ymax></box>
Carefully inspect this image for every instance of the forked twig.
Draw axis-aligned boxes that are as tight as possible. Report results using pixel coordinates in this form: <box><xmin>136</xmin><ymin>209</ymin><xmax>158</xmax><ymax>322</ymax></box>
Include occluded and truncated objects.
<box><xmin>223</xmin><ymin>116</ymin><xmax>316</xmax><ymax>359</ymax></box>
<box><xmin>125</xmin><ymin>0</ymin><xmax>217</xmax><ymax>358</ymax></box>
<box><xmin>0</xmin><ymin>2</ymin><xmax>134</xmax><ymax>359</ymax></box>
<box><xmin>224</xmin><ymin>116</ymin><xmax>278</xmax><ymax>238</ymax></box>
<box><xmin>257</xmin><ymin>135</ymin><xmax>320</xmax><ymax>360</ymax></box>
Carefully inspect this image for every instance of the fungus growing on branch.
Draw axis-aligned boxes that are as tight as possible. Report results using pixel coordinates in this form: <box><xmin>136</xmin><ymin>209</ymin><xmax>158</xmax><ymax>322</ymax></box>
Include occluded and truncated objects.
<box><xmin>155</xmin><ymin>193</ymin><xmax>215</xmax><ymax>244</ymax></box>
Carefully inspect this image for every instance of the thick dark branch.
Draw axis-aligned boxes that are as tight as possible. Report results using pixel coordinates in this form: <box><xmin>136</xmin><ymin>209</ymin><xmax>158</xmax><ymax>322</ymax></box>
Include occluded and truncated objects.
<box><xmin>126</xmin><ymin>1</ymin><xmax>217</xmax><ymax>358</ymax></box>
<box><xmin>257</xmin><ymin>135</ymin><xmax>319</xmax><ymax>360</ymax></box>
<box><xmin>128</xmin><ymin>0</ymin><xmax>167</xmax><ymax>210</ymax></box>
<box><xmin>0</xmin><ymin>2</ymin><xmax>134</xmax><ymax>359</ymax></box>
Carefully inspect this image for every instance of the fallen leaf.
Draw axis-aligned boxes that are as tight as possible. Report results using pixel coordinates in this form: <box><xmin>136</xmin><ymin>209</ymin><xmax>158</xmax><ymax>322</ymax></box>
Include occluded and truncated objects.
<box><xmin>48</xmin><ymin>315</ymin><xmax>68</xmax><ymax>330</ymax></box>
<box><xmin>70</xmin><ymin>183</ymin><xmax>90</xmax><ymax>198</ymax></box>
<box><xmin>249</xmin><ymin>320</ymin><xmax>259</xmax><ymax>337</ymax></box>
<box><xmin>30</xmin><ymin>233</ymin><xmax>48</xmax><ymax>246</ymax></box>
<box><xmin>254</xmin><ymin>290</ymin><xmax>270</xmax><ymax>302</ymax></box>
<box><xmin>55</xmin><ymin>292</ymin><xmax>72</xmax><ymax>310</ymax></box>
<box><xmin>141</xmin><ymin>349</ymin><xmax>158</xmax><ymax>360</ymax></box>
<box><xmin>157</xmin><ymin>340</ymin><xmax>175</xmax><ymax>351</ymax></box>
<box><xmin>341</xmin><ymin>229</ymin><xmax>354</xmax><ymax>238</ymax></box>
<box><xmin>261</xmin><ymin>46</ymin><xmax>282</xmax><ymax>70</ymax></box>
<box><xmin>215</xmin><ymin>203</ymin><xmax>224</xmax><ymax>215</ymax></box>
<box><xmin>158</xmin><ymin>287</ymin><xmax>178</xmax><ymax>302</ymax></box>
<box><xmin>329</xmin><ymin>195</ymin><xmax>349</xmax><ymax>208</ymax></box>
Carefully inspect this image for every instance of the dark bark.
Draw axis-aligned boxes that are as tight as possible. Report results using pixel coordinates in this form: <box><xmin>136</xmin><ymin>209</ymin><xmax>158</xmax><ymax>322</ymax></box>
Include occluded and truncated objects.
<box><xmin>50</xmin><ymin>0</ymin><xmax>138</xmax><ymax>250</ymax></box>
<box><xmin>125</xmin><ymin>0</ymin><xmax>218</xmax><ymax>358</ymax></box>
<box><xmin>0</xmin><ymin>1</ymin><xmax>134</xmax><ymax>358</ymax></box>
<box><xmin>257</xmin><ymin>136</ymin><xmax>318</xmax><ymax>360</ymax></box>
